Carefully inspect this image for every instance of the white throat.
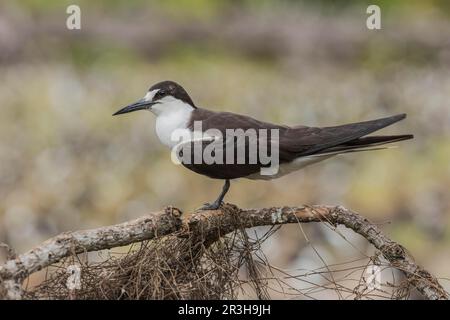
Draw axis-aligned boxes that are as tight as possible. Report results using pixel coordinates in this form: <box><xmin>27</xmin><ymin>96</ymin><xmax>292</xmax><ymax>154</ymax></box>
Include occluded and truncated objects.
<box><xmin>151</xmin><ymin>96</ymin><xmax>194</xmax><ymax>148</ymax></box>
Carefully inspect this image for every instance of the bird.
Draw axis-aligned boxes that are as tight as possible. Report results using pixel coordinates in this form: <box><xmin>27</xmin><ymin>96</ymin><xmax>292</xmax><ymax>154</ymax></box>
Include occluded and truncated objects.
<box><xmin>113</xmin><ymin>80</ymin><xmax>413</xmax><ymax>210</ymax></box>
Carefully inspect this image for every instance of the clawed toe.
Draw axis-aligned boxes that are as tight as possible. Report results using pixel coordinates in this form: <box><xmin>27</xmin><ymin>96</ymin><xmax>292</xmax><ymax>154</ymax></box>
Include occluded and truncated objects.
<box><xmin>198</xmin><ymin>202</ymin><xmax>222</xmax><ymax>210</ymax></box>
<box><xmin>197</xmin><ymin>180</ymin><xmax>230</xmax><ymax>211</ymax></box>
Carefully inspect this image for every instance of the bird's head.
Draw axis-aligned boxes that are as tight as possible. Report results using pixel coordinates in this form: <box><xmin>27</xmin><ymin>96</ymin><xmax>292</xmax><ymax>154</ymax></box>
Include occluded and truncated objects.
<box><xmin>113</xmin><ymin>80</ymin><xmax>196</xmax><ymax>116</ymax></box>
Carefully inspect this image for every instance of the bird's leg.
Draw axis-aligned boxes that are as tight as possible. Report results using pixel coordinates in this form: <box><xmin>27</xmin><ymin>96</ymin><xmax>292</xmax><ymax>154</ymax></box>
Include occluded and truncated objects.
<box><xmin>199</xmin><ymin>179</ymin><xmax>230</xmax><ymax>210</ymax></box>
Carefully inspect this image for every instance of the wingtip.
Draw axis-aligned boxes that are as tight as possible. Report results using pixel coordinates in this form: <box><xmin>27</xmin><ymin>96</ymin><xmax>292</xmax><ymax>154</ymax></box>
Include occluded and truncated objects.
<box><xmin>393</xmin><ymin>113</ymin><xmax>407</xmax><ymax>120</ymax></box>
<box><xmin>379</xmin><ymin>113</ymin><xmax>408</xmax><ymax>126</ymax></box>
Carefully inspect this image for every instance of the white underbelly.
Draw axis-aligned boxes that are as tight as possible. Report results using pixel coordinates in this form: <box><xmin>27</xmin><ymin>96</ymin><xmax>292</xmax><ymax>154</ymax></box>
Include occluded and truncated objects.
<box><xmin>246</xmin><ymin>154</ymin><xmax>335</xmax><ymax>180</ymax></box>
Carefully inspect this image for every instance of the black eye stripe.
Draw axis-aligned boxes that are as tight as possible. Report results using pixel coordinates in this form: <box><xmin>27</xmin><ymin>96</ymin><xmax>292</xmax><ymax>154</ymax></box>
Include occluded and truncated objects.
<box><xmin>155</xmin><ymin>90</ymin><xmax>166</xmax><ymax>98</ymax></box>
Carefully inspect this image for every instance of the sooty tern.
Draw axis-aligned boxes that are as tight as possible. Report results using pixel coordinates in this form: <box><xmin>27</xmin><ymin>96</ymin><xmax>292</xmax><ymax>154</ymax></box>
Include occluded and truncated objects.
<box><xmin>113</xmin><ymin>80</ymin><xmax>413</xmax><ymax>210</ymax></box>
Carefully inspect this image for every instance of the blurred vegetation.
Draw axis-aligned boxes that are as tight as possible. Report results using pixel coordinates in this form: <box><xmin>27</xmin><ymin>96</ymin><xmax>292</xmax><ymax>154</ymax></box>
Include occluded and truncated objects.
<box><xmin>0</xmin><ymin>0</ymin><xmax>449</xmax><ymax>297</ymax></box>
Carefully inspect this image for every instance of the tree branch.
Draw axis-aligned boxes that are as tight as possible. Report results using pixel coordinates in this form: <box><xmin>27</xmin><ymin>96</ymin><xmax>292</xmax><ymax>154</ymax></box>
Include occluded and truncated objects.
<box><xmin>0</xmin><ymin>207</ymin><xmax>182</xmax><ymax>281</ymax></box>
<box><xmin>0</xmin><ymin>204</ymin><xmax>447</xmax><ymax>300</ymax></box>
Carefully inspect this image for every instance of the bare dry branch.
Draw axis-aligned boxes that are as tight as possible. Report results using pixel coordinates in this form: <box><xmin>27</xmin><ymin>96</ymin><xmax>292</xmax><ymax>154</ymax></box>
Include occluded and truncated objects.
<box><xmin>0</xmin><ymin>203</ymin><xmax>447</xmax><ymax>300</ymax></box>
<box><xmin>0</xmin><ymin>207</ymin><xmax>182</xmax><ymax>280</ymax></box>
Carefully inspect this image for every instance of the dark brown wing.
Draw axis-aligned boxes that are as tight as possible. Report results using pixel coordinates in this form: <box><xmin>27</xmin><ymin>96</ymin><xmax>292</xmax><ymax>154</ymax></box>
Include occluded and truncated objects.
<box><xmin>181</xmin><ymin>110</ymin><xmax>412</xmax><ymax>179</ymax></box>
<box><xmin>280</xmin><ymin>114</ymin><xmax>410</xmax><ymax>156</ymax></box>
<box><xmin>183</xmin><ymin>109</ymin><xmax>288</xmax><ymax>179</ymax></box>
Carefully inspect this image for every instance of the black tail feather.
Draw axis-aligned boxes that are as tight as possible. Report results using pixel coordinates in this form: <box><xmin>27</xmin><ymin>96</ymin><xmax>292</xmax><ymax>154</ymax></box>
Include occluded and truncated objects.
<box><xmin>318</xmin><ymin>134</ymin><xmax>414</xmax><ymax>154</ymax></box>
<box><xmin>300</xmin><ymin>113</ymin><xmax>409</xmax><ymax>156</ymax></box>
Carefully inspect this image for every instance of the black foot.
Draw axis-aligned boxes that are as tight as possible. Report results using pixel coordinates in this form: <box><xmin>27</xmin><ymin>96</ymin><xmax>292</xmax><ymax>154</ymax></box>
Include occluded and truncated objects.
<box><xmin>198</xmin><ymin>179</ymin><xmax>230</xmax><ymax>211</ymax></box>
<box><xmin>198</xmin><ymin>201</ymin><xmax>222</xmax><ymax>210</ymax></box>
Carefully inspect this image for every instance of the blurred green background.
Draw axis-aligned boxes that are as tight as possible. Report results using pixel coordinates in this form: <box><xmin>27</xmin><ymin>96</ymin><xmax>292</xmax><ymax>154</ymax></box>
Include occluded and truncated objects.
<box><xmin>0</xmin><ymin>0</ymin><xmax>449</xmax><ymax>298</ymax></box>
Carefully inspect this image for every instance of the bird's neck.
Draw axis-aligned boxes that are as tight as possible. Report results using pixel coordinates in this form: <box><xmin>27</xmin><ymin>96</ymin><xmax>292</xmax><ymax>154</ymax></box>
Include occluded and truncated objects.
<box><xmin>153</xmin><ymin>99</ymin><xmax>195</xmax><ymax>148</ymax></box>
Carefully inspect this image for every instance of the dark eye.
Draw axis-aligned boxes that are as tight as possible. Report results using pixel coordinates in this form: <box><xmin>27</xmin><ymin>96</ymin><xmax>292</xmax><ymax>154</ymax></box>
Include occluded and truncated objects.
<box><xmin>157</xmin><ymin>90</ymin><xmax>166</xmax><ymax>97</ymax></box>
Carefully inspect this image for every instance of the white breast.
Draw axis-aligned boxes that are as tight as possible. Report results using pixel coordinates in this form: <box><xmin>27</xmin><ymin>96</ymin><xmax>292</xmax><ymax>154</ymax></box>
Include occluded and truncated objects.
<box><xmin>153</xmin><ymin>97</ymin><xmax>194</xmax><ymax>148</ymax></box>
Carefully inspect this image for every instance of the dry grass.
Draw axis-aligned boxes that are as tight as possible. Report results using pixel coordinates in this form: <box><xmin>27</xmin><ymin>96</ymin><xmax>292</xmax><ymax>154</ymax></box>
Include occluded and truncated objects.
<box><xmin>23</xmin><ymin>224</ymin><xmax>415</xmax><ymax>300</ymax></box>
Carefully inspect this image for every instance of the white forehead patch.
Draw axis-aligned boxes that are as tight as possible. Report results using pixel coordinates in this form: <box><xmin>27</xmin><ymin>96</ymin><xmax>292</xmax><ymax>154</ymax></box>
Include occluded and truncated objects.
<box><xmin>143</xmin><ymin>89</ymin><xmax>159</xmax><ymax>102</ymax></box>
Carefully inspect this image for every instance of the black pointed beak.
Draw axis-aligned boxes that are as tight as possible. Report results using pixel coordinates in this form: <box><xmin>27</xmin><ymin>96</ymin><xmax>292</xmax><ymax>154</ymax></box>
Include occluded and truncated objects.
<box><xmin>113</xmin><ymin>99</ymin><xmax>156</xmax><ymax>116</ymax></box>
